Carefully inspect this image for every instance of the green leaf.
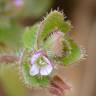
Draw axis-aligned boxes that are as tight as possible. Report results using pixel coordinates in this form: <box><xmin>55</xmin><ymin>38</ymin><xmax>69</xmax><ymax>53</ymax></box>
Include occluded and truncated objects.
<box><xmin>39</xmin><ymin>10</ymin><xmax>71</xmax><ymax>42</ymax></box>
<box><xmin>22</xmin><ymin>63</ymin><xmax>39</xmax><ymax>86</ymax></box>
<box><xmin>23</xmin><ymin>24</ymin><xmax>39</xmax><ymax>49</ymax></box>
<box><xmin>22</xmin><ymin>63</ymin><xmax>49</xmax><ymax>87</ymax></box>
<box><xmin>54</xmin><ymin>39</ymin><xmax>81</xmax><ymax>66</ymax></box>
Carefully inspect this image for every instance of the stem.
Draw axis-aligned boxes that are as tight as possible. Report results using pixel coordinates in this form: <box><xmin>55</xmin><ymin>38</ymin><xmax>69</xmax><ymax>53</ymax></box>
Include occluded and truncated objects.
<box><xmin>0</xmin><ymin>49</ymin><xmax>25</xmax><ymax>64</ymax></box>
<box><xmin>0</xmin><ymin>55</ymin><xmax>19</xmax><ymax>64</ymax></box>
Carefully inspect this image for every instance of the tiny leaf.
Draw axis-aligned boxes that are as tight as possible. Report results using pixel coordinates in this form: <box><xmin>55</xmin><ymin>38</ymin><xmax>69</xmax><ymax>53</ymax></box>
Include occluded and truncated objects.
<box><xmin>22</xmin><ymin>63</ymin><xmax>49</xmax><ymax>87</ymax></box>
<box><xmin>39</xmin><ymin>10</ymin><xmax>71</xmax><ymax>42</ymax></box>
<box><xmin>23</xmin><ymin>24</ymin><xmax>39</xmax><ymax>49</ymax></box>
<box><xmin>54</xmin><ymin>38</ymin><xmax>81</xmax><ymax>65</ymax></box>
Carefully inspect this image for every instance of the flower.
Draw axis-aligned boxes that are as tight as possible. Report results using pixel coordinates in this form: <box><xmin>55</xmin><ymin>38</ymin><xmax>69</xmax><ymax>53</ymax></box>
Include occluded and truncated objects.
<box><xmin>30</xmin><ymin>50</ymin><xmax>53</xmax><ymax>76</ymax></box>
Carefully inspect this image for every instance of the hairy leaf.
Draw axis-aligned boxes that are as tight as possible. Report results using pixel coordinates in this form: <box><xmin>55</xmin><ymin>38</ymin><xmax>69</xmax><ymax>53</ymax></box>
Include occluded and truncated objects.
<box><xmin>23</xmin><ymin>24</ymin><xmax>39</xmax><ymax>49</ymax></box>
<box><xmin>39</xmin><ymin>10</ymin><xmax>71</xmax><ymax>42</ymax></box>
<box><xmin>54</xmin><ymin>39</ymin><xmax>81</xmax><ymax>65</ymax></box>
<box><xmin>22</xmin><ymin>63</ymin><xmax>49</xmax><ymax>87</ymax></box>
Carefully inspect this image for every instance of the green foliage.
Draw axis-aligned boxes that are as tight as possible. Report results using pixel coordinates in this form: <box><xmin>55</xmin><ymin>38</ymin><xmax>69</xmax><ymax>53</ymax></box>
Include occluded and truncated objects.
<box><xmin>0</xmin><ymin>0</ymin><xmax>83</xmax><ymax>92</ymax></box>
<box><xmin>42</xmin><ymin>32</ymin><xmax>81</xmax><ymax>65</ymax></box>
<box><xmin>22</xmin><ymin>63</ymin><xmax>49</xmax><ymax>87</ymax></box>
<box><xmin>39</xmin><ymin>10</ymin><xmax>71</xmax><ymax>42</ymax></box>
<box><xmin>22</xmin><ymin>10</ymin><xmax>81</xmax><ymax>67</ymax></box>
<box><xmin>62</xmin><ymin>39</ymin><xmax>81</xmax><ymax>65</ymax></box>
<box><xmin>23</xmin><ymin>24</ymin><xmax>39</xmax><ymax>49</ymax></box>
<box><xmin>54</xmin><ymin>38</ymin><xmax>81</xmax><ymax>65</ymax></box>
<box><xmin>22</xmin><ymin>10</ymin><xmax>82</xmax><ymax>87</ymax></box>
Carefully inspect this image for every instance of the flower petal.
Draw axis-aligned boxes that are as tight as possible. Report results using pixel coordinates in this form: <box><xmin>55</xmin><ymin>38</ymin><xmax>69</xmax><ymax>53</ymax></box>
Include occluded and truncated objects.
<box><xmin>43</xmin><ymin>56</ymin><xmax>51</xmax><ymax>65</ymax></box>
<box><xmin>31</xmin><ymin>52</ymin><xmax>41</xmax><ymax>64</ymax></box>
<box><xmin>30</xmin><ymin>64</ymin><xmax>39</xmax><ymax>76</ymax></box>
<box><xmin>40</xmin><ymin>64</ymin><xmax>53</xmax><ymax>75</ymax></box>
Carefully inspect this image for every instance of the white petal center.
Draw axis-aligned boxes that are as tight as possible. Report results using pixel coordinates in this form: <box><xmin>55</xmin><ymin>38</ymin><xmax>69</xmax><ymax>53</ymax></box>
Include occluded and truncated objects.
<box><xmin>40</xmin><ymin>64</ymin><xmax>53</xmax><ymax>75</ymax></box>
<box><xmin>30</xmin><ymin>64</ymin><xmax>39</xmax><ymax>76</ymax></box>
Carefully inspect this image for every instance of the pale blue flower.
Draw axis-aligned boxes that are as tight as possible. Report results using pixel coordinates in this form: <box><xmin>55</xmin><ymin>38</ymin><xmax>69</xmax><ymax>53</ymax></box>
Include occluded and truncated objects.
<box><xmin>30</xmin><ymin>50</ymin><xmax>53</xmax><ymax>76</ymax></box>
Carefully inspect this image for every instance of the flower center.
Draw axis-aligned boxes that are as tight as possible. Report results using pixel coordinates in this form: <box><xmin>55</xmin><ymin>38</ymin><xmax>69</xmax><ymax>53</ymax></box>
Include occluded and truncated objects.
<box><xmin>30</xmin><ymin>50</ymin><xmax>53</xmax><ymax>76</ymax></box>
<box><xmin>35</xmin><ymin>56</ymin><xmax>48</xmax><ymax>67</ymax></box>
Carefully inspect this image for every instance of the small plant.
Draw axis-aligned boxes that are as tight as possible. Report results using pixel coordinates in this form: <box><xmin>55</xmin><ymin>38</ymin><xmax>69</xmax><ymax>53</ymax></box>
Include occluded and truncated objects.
<box><xmin>21</xmin><ymin>10</ymin><xmax>85</xmax><ymax>95</ymax></box>
<box><xmin>0</xmin><ymin>10</ymin><xmax>85</xmax><ymax>96</ymax></box>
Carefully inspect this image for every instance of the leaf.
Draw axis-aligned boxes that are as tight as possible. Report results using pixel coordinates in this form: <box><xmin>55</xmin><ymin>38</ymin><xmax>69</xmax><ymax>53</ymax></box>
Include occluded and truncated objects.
<box><xmin>54</xmin><ymin>38</ymin><xmax>81</xmax><ymax>65</ymax></box>
<box><xmin>23</xmin><ymin>24</ymin><xmax>39</xmax><ymax>49</ymax></box>
<box><xmin>22</xmin><ymin>63</ymin><xmax>39</xmax><ymax>86</ymax></box>
<box><xmin>39</xmin><ymin>10</ymin><xmax>71</xmax><ymax>42</ymax></box>
<box><xmin>22</xmin><ymin>63</ymin><xmax>49</xmax><ymax>87</ymax></box>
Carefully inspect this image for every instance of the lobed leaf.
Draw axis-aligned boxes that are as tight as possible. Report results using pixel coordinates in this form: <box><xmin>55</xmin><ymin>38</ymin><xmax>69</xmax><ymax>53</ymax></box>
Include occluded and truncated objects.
<box><xmin>54</xmin><ymin>38</ymin><xmax>81</xmax><ymax>66</ymax></box>
<box><xmin>39</xmin><ymin>10</ymin><xmax>71</xmax><ymax>42</ymax></box>
<box><xmin>23</xmin><ymin>24</ymin><xmax>39</xmax><ymax>49</ymax></box>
